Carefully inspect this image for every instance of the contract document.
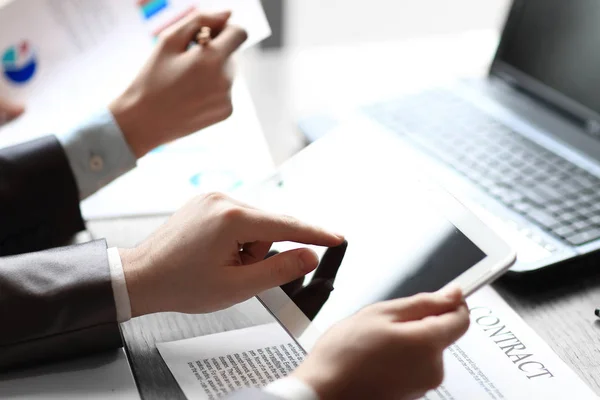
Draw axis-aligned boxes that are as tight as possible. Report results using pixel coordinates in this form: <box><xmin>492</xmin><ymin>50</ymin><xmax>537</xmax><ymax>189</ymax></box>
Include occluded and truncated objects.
<box><xmin>157</xmin><ymin>286</ymin><xmax>598</xmax><ymax>400</ymax></box>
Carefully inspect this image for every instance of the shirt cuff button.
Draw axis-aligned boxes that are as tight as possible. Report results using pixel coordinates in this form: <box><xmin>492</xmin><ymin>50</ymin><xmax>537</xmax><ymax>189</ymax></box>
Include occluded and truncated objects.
<box><xmin>90</xmin><ymin>154</ymin><xmax>104</xmax><ymax>172</ymax></box>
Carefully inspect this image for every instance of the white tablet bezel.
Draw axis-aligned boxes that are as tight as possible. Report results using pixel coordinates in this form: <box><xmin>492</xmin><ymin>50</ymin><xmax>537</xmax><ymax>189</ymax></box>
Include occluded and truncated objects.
<box><xmin>257</xmin><ymin>180</ymin><xmax>516</xmax><ymax>352</ymax></box>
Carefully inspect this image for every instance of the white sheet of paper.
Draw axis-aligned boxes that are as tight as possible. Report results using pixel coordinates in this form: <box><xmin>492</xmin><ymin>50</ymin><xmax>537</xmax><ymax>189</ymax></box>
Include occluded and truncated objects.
<box><xmin>0</xmin><ymin>0</ymin><xmax>273</xmax><ymax>218</ymax></box>
<box><xmin>158</xmin><ymin>287</ymin><xmax>598</xmax><ymax>400</ymax></box>
<box><xmin>0</xmin><ymin>349</ymin><xmax>139</xmax><ymax>399</ymax></box>
<box><xmin>157</xmin><ymin>323</ymin><xmax>305</xmax><ymax>400</ymax></box>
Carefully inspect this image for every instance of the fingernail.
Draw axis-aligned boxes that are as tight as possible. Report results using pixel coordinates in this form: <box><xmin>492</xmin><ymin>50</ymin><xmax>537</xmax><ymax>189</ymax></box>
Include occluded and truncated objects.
<box><xmin>298</xmin><ymin>249</ymin><xmax>319</xmax><ymax>273</ymax></box>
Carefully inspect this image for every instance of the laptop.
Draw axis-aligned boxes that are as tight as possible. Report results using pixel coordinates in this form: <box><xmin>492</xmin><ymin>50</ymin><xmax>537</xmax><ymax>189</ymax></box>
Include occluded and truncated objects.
<box><xmin>302</xmin><ymin>0</ymin><xmax>600</xmax><ymax>275</ymax></box>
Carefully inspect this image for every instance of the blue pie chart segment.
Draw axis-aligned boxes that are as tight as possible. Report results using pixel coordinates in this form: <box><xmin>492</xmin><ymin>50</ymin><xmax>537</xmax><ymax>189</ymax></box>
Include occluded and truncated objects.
<box><xmin>2</xmin><ymin>41</ymin><xmax>37</xmax><ymax>84</ymax></box>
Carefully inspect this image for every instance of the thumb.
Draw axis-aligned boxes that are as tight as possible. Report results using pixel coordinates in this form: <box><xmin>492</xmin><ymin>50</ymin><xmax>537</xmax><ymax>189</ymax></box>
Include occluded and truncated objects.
<box><xmin>237</xmin><ymin>248</ymin><xmax>320</xmax><ymax>294</ymax></box>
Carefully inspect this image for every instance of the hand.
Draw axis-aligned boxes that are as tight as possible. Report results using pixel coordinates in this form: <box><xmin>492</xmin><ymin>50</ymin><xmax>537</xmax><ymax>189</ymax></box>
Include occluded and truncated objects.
<box><xmin>109</xmin><ymin>11</ymin><xmax>248</xmax><ymax>158</ymax></box>
<box><xmin>119</xmin><ymin>192</ymin><xmax>344</xmax><ymax>317</ymax></box>
<box><xmin>292</xmin><ymin>288</ymin><xmax>470</xmax><ymax>400</ymax></box>
<box><xmin>0</xmin><ymin>97</ymin><xmax>24</xmax><ymax>125</ymax></box>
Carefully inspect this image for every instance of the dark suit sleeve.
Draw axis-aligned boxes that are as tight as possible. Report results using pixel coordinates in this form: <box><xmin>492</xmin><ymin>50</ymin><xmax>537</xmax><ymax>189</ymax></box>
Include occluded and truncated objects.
<box><xmin>0</xmin><ymin>240</ymin><xmax>122</xmax><ymax>371</ymax></box>
<box><xmin>0</xmin><ymin>135</ymin><xmax>85</xmax><ymax>256</ymax></box>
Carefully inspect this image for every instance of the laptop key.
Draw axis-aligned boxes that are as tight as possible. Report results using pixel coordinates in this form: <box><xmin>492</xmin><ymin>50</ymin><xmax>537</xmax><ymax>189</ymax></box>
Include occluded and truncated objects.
<box><xmin>552</xmin><ymin>225</ymin><xmax>576</xmax><ymax>238</ymax></box>
<box><xmin>570</xmin><ymin>219</ymin><xmax>592</xmax><ymax>232</ymax></box>
<box><xmin>565</xmin><ymin>228</ymin><xmax>600</xmax><ymax>246</ymax></box>
<box><xmin>511</xmin><ymin>202</ymin><xmax>533</xmax><ymax>214</ymax></box>
<box><xmin>524</xmin><ymin>209</ymin><xmax>562</xmax><ymax>230</ymax></box>
<box><xmin>557</xmin><ymin>211</ymin><xmax>579</xmax><ymax>222</ymax></box>
<box><xmin>517</xmin><ymin>187</ymin><xmax>551</xmax><ymax>205</ymax></box>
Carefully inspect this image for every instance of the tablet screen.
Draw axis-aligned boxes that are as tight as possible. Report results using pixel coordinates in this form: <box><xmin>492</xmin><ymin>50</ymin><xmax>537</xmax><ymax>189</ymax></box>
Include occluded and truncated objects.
<box><xmin>252</xmin><ymin>170</ymin><xmax>488</xmax><ymax>335</ymax></box>
<box><xmin>286</xmin><ymin>220</ymin><xmax>486</xmax><ymax>334</ymax></box>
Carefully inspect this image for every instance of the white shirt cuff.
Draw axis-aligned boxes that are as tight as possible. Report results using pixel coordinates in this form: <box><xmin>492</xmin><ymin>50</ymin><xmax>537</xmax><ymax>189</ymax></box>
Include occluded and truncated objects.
<box><xmin>60</xmin><ymin>109</ymin><xmax>137</xmax><ymax>200</ymax></box>
<box><xmin>107</xmin><ymin>247</ymin><xmax>132</xmax><ymax>322</ymax></box>
<box><xmin>263</xmin><ymin>377</ymin><xmax>320</xmax><ymax>400</ymax></box>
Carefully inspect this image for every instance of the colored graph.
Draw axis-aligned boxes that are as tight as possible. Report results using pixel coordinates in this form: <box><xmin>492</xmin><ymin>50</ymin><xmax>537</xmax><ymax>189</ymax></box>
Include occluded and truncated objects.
<box><xmin>138</xmin><ymin>0</ymin><xmax>168</xmax><ymax>20</ymax></box>
<box><xmin>1</xmin><ymin>41</ymin><xmax>37</xmax><ymax>85</ymax></box>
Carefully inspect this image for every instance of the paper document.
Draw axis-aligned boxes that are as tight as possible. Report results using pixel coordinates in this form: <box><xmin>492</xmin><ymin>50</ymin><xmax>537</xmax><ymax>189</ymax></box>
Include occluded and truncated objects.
<box><xmin>0</xmin><ymin>0</ymin><xmax>273</xmax><ymax>218</ymax></box>
<box><xmin>158</xmin><ymin>287</ymin><xmax>597</xmax><ymax>400</ymax></box>
<box><xmin>0</xmin><ymin>349</ymin><xmax>139</xmax><ymax>399</ymax></box>
<box><xmin>157</xmin><ymin>323</ymin><xmax>305</xmax><ymax>400</ymax></box>
<box><xmin>428</xmin><ymin>286</ymin><xmax>597</xmax><ymax>399</ymax></box>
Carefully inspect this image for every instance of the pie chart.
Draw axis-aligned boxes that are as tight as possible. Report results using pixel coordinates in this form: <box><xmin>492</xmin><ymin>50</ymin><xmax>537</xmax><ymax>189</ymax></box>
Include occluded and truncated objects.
<box><xmin>2</xmin><ymin>41</ymin><xmax>37</xmax><ymax>84</ymax></box>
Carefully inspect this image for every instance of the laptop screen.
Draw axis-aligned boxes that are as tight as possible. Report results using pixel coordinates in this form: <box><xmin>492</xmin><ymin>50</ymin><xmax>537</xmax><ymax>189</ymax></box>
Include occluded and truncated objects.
<box><xmin>493</xmin><ymin>0</ymin><xmax>600</xmax><ymax>124</ymax></box>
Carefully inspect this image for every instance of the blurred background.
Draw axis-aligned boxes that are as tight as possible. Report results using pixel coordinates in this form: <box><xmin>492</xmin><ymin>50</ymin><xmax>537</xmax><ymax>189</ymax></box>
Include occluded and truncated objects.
<box><xmin>245</xmin><ymin>0</ymin><xmax>511</xmax><ymax>164</ymax></box>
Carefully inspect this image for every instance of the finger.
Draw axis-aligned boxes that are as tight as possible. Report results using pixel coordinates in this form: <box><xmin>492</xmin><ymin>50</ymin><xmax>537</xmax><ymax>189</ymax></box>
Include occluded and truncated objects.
<box><xmin>161</xmin><ymin>10</ymin><xmax>231</xmax><ymax>51</ymax></box>
<box><xmin>230</xmin><ymin>248</ymin><xmax>319</xmax><ymax>294</ymax></box>
<box><xmin>211</xmin><ymin>24</ymin><xmax>248</xmax><ymax>57</ymax></box>
<box><xmin>378</xmin><ymin>289</ymin><xmax>464</xmax><ymax>322</ymax></box>
<box><xmin>238</xmin><ymin>208</ymin><xmax>344</xmax><ymax>247</ymax></box>
<box><xmin>0</xmin><ymin>98</ymin><xmax>24</xmax><ymax>124</ymax></box>
<box><xmin>419</xmin><ymin>304</ymin><xmax>470</xmax><ymax>347</ymax></box>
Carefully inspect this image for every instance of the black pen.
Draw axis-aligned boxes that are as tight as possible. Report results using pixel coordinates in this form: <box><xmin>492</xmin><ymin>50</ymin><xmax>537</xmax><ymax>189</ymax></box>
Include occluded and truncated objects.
<box><xmin>595</xmin><ymin>308</ymin><xmax>600</xmax><ymax>318</ymax></box>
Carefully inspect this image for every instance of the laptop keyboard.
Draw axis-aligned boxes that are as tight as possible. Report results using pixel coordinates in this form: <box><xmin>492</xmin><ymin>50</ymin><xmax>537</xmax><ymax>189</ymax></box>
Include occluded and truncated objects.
<box><xmin>364</xmin><ymin>90</ymin><xmax>600</xmax><ymax>247</ymax></box>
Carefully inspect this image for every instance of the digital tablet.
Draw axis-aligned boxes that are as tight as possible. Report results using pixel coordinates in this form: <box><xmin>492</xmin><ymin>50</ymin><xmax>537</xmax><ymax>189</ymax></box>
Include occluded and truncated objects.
<box><xmin>242</xmin><ymin>125</ymin><xmax>516</xmax><ymax>351</ymax></box>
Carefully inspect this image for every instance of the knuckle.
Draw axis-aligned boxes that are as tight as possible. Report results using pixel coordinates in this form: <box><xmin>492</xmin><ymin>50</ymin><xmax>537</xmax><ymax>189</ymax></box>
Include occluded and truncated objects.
<box><xmin>204</xmin><ymin>191</ymin><xmax>227</xmax><ymax>203</ymax></box>
<box><xmin>364</xmin><ymin>301</ymin><xmax>390</xmax><ymax>316</ymax></box>
<box><xmin>221</xmin><ymin>205</ymin><xmax>245</xmax><ymax>224</ymax></box>
<box><xmin>357</xmin><ymin>303</ymin><xmax>378</xmax><ymax>317</ymax></box>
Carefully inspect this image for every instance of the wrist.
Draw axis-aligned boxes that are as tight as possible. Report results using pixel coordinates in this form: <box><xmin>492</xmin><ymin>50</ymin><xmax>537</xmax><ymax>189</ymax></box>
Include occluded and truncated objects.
<box><xmin>109</xmin><ymin>90</ymin><xmax>152</xmax><ymax>159</ymax></box>
<box><xmin>119</xmin><ymin>247</ymin><xmax>151</xmax><ymax>318</ymax></box>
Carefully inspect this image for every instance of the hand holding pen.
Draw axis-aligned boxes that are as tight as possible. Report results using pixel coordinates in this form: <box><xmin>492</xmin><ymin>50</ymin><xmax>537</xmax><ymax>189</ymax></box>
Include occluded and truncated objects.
<box><xmin>109</xmin><ymin>10</ymin><xmax>247</xmax><ymax>158</ymax></box>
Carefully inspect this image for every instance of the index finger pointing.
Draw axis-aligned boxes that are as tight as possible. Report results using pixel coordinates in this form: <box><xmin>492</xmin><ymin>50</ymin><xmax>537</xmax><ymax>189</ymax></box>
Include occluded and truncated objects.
<box><xmin>239</xmin><ymin>209</ymin><xmax>344</xmax><ymax>247</ymax></box>
<box><xmin>212</xmin><ymin>24</ymin><xmax>248</xmax><ymax>57</ymax></box>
